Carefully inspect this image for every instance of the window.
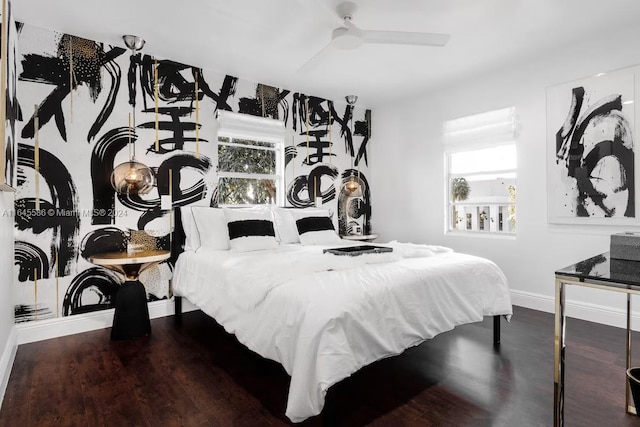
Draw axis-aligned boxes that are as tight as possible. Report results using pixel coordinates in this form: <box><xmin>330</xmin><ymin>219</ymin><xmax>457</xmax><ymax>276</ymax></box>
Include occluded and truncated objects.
<box><xmin>216</xmin><ymin>111</ymin><xmax>285</xmax><ymax>206</ymax></box>
<box><xmin>444</xmin><ymin>107</ymin><xmax>517</xmax><ymax>235</ymax></box>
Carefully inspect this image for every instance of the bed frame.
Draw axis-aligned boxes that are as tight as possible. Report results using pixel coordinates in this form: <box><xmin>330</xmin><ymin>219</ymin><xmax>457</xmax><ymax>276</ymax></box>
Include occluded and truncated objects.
<box><xmin>173</xmin><ymin>296</ymin><xmax>503</xmax><ymax>345</ymax></box>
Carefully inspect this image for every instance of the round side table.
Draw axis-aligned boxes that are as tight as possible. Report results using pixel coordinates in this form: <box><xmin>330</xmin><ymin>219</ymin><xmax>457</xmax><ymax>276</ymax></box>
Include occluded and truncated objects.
<box><xmin>340</xmin><ymin>234</ymin><xmax>379</xmax><ymax>243</ymax></box>
<box><xmin>89</xmin><ymin>249</ymin><xmax>170</xmax><ymax>340</ymax></box>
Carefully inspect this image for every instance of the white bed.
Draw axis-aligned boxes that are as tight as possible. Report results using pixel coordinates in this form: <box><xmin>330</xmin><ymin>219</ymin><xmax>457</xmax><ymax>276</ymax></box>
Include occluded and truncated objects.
<box><xmin>172</xmin><ymin>239</ymin><xmax>512</xmax><ymax>423</ymax></box>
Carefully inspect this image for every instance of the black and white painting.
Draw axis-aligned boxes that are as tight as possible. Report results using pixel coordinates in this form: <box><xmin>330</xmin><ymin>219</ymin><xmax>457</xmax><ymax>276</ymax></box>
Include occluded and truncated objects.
<box><xmin>547</xmin><ymin>68</ymin><xmax>636</xmax><ymax>224</ymax></box>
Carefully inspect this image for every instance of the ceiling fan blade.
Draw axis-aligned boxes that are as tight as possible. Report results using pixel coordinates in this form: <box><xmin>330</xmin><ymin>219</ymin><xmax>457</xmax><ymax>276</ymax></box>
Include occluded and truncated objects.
<box><xmin>296</xmin><ymin>38</ymin><xmax>340</xmax><ymax>73</ymax></box>
<box><xmin>362</xmin><ymin>30</ymin><xmax>450</xmax><ymax>47</ymax></box>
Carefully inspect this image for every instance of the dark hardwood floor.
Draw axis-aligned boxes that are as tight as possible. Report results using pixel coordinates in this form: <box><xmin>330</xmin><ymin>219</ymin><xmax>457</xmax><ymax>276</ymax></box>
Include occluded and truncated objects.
<box><xmin>1</xmin><ymin>306</ymin><xmax>640</xmax><ymax>426</ymax></box>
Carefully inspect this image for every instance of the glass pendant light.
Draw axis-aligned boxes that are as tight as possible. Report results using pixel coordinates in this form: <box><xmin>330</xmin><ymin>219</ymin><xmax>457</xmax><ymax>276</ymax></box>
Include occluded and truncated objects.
<box><xmin>110</xmin><ymin>35</ymin><xmax>154</xmax><ymax>196</ymax></box>
<box><xmin>345</xmin><ymin>175</ymin><xmax>360</xmax><ymax>192</ymax></box>
<box><xmin>344</xmin><ymin>94</ymin><xmax>361</xmax><ymax>195</ymax></box>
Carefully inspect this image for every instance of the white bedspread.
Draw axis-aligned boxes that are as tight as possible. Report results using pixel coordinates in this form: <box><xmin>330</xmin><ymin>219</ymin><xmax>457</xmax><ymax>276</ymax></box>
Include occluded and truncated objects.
<box><xmin>172</xmin><ymin>242</ymin><xmax>512</xmax><ymax>423</ymax></box>
<box><xmin>223</xmin><ymin>241</ymin><xmax>453</xmax><ymax>310</ymax></box>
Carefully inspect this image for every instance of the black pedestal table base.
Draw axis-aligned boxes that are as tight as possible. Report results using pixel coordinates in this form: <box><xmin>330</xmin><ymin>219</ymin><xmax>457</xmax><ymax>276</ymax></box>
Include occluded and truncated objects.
<box><xmin>111</xmin><ymin>280</ymin><xmax>151</xmax><ymax>340</ymax></box>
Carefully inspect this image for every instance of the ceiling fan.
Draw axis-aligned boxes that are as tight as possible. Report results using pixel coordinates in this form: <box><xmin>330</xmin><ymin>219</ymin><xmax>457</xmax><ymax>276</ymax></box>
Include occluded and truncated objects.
<box><xmin>299</xmin><ymin>1</ymin><xmax>450</xmax><ymax>70</ymax></box>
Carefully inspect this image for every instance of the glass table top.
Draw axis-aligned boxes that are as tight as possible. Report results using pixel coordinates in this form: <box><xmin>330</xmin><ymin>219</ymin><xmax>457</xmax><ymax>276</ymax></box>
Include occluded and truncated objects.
<box><xmin>556</xmin><ymin>252</ymin><xmax>640</xmax><ymax>287</ymax></box>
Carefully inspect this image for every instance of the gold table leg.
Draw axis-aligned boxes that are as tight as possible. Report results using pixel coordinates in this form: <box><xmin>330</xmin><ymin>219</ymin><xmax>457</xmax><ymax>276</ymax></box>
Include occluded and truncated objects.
<box><xmin>627</xmin><ymin>294</ymin><xmax>636</xmax><ymax>414</ymax></box>
<box><xmin>554</xmin><ymin>278</ymin><xmax>565</xmax><ymax>427</ymax></box>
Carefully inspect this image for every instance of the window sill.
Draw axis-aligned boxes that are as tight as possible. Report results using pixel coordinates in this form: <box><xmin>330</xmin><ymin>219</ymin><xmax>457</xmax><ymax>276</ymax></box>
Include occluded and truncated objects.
<box><xmin>446</xmin><ymin>230</ymin><xmax>516</xmax><ymax>240</ymax></box>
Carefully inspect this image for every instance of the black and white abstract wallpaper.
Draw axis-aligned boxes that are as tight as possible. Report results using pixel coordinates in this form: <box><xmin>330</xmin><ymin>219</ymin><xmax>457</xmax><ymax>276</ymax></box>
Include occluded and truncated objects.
<box><xmin>13</xmin><ymin>23</ymin><xmax>373</xmax><ymax>323</ymax></box>
<box><xmin>3</xmin><ymin>0</ymin><xmax>19</xmax><ymax>188</ymax></box>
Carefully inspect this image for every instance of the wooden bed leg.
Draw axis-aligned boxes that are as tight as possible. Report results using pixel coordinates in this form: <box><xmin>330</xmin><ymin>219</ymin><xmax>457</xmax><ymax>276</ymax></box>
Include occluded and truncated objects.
<box><xmin>493</xmin><ymin>315</ymin><xmax>501</xmax><ymax>346</ymax></box>
<box><xmin>175</xmin><ymin>296</ymin><xmax>182</xmax><ymax>325</ymax></box>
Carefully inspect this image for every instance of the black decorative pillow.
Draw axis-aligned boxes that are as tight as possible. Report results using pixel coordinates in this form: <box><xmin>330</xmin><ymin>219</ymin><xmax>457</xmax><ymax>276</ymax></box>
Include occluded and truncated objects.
<box><xmin>223</xmin><ymin>208</ymin><xmax>278</xmax><ymax>252</ymax></box>
<box><xmin>272</xmin><ymin>206</ymin><xmax>325</xmax><ymax>244</ymax></box>
<box><xmin>291</xmin><ymin>210</ymin><xmax>341</xmax><ymax>245</ymax></box>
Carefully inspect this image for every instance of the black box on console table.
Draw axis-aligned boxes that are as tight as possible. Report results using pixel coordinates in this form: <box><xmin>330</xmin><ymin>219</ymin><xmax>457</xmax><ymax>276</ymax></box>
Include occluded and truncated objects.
<box><xmin>611</xmin><ymin>232</ymin><xmax>640</xmax><ymax>261</ymax></box>
<box><xmin>610</xmin><ymin>258</ymin><xmax>640</xmax><ymax>283</ymax></box>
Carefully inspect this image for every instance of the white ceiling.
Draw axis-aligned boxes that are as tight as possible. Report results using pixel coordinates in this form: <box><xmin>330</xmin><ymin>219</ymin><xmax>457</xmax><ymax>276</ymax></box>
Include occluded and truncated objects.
<box><xmin>13</xmin><ymin>0</ymin><xmax>640</xmax><ymax>108</ymax></box>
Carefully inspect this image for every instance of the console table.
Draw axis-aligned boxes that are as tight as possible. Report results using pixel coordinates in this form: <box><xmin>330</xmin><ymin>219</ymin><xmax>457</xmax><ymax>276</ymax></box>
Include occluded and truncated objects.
<box><xmin>89</xmin><ymin>249</ymin><xmax>170</xmax><ymax>340</ymax></box>
<box><xmin>555</xmin><ymin>252</ymin><xmax>640</xmax><ymax>426</ymax></box>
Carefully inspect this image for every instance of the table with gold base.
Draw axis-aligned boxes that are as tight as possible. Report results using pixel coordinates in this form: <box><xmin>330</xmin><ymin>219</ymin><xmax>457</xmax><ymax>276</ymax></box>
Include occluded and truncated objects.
<box><xmin>89</xmin><ymin>249</ymin><xmax>170</xmax><ymax>340</ymax></box>
<box><xmin>340</xmin><ymin>234</ymin><xmax>379</xmax><ymax>242</ymax></box>
<box><xmin>555</xmin><ymin>252</ymin><xmax>640</xmax><ymax>426</ymax></box>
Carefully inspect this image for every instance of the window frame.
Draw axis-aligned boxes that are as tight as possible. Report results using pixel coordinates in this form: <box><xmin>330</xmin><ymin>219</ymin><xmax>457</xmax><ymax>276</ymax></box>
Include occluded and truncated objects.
<box><xmin>443</xmin><ymin>108</ymin><xmax>517</xmax><ymax>237</ymax></box>
<box><xmin>216</xmin><ymin>121</ymin><xmax>285</xmax><ymax>207</ymax></box>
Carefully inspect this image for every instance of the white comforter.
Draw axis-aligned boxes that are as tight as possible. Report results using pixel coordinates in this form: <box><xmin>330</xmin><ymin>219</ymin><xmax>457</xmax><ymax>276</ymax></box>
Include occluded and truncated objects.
<box><xmin>172</xmin><ymin>242</ymin><xmax>512</xmax><ymax>423</ymax></box>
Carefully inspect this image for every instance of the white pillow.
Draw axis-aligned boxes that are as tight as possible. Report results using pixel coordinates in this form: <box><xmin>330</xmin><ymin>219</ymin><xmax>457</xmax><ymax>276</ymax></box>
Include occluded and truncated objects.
<box><xmin>179</xmin><ymin>206</ymin><xmax>201</xmax><ymax>251</ymax></box>
<box><xmin>223</xmin><ymin>208</ymin><xmax>278</xmax><ymax>252</ymax></box>
<box><xmin>272</xmin><ymin>207</ymin><xmax>324</xmax><ymax>244</ymax></box>
<box><xmin>191</xmin><ymin>207</ymin><xmax>230</xmax><ymax>250</ymax></box>
<box><xmin>290</xmin><ymin>209</ymin><xmax>341</xmax><ymax>245</ymax></box>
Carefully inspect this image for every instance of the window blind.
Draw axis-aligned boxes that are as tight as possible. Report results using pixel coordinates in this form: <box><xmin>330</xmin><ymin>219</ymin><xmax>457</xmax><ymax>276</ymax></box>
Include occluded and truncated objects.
<box><xmin>216</xmin><ymin>110</ymin><xmax>286</xmax><ymax>143</ymax></box>
<box><xmin>443</xmin><ymin>106</ymin><xmax>517</xmax><ymax>149</ymax></box>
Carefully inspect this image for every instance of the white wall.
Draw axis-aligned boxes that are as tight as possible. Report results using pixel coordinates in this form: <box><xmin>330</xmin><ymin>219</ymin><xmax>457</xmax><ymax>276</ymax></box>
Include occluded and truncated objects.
<box><xmin>0</xmin><ymin>190</ymin><xmax>16</xmax><ymax>398</ymax></box>
<box><xmin>371</xmin><ymin>25</ymin><xmax>640</xmax><ymax>328</ymax></box>
<box><xmin>0</xmin><ymin>191</ymin><xmax>14</xmax><ymax>341</ymax></box>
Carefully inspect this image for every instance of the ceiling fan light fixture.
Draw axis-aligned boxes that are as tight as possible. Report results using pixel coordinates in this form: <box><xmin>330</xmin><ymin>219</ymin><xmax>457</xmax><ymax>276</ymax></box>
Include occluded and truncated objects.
<box><xmin>297</xmin><ymin>1</ymin><xmax>450</xmax><ymax>71</ymax></box>
<box><xmin>332</xmin><ymin>26</ymin><xmax>363</xmax><ymax>50</ymax></box>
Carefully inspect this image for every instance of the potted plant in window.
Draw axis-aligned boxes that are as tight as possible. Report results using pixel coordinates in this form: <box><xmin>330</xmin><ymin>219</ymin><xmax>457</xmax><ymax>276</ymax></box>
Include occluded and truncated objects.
<box><xmin>507</xmin><ymin>184</ymin><xmax>516</xmax><ymax>232</ymax></box>
<box><xmin>451</xmin><ymin>177</ymin><xmax>470</xmax><ymax>229</ymax></box>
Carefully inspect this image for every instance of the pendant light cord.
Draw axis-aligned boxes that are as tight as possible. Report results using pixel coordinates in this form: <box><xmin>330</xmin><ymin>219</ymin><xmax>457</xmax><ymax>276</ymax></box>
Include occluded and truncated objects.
<box><xmin>130</xmin><ymin>49</ymin><xmax>137</xmax><ymax>161</ymax></box>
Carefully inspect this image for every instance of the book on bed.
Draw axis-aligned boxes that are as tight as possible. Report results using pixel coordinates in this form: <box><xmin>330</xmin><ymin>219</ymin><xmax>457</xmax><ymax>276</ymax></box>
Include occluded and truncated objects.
<box><xmin>323</xmin><ymin>245</ymin><xmax>393</xmax><ymax>256</ymax></box>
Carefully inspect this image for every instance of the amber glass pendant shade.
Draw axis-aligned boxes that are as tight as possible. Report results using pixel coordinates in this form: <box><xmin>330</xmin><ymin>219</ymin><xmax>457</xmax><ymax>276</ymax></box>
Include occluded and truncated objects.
<box><xmin>344</xmin><ymin>94</ymin><xmax>361</xmax><ymax>196</ymax></box>
<box><xmin>346</xmin><ymin>179</ymin><xmax>359</xmax><ymax>192</ymax></box>
<box><xmin>111</xmin><ymin>160</ymin><xmax>154</xmax><ymax>195</ymax></box>
<box><xmin>110</xmin><ymin>34</ymin><xmax>154</xmax><ymax>196</ymax></box>
<box><xmin>344</xmin><ymin>172</ymin><xmax>362</xmax><ymax>196</ymax></box>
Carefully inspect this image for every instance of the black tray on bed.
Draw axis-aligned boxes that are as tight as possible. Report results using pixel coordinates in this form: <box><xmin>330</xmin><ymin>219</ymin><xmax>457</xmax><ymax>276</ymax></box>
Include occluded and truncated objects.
<box><xmin>323</xmin><ymin>245</ymin><xmax>393</xmax><ymax>256</ymax></box>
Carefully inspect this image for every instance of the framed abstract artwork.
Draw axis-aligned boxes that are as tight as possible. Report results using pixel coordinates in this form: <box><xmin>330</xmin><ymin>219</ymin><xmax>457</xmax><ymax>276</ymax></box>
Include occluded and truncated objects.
<box><xmin>547</xmin><ymin>66</ymin><xmax>638</xmax><ymax>225</ymax></box>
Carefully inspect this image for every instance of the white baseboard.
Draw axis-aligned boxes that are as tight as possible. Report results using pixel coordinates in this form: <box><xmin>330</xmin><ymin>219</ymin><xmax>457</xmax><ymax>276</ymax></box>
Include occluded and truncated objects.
<box><xmin>511</xmin><ymin>289</ymin><xmax>640</xmax><ymax>331</ymax></box>
<box><xmin>0</xmin><ymin>326</ymin><xmax>17</xmax><ymax>404</ymax></box>
<box><xmin>16</xmin><ymin>298</ymin><xmax>198</xmax><ymax>345</ymax></box>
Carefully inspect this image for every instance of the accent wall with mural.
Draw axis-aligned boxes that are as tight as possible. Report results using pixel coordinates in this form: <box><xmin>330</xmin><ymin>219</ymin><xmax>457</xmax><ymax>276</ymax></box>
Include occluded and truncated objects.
<box><xmin>13</xmin><ymin>23</ymin><xmax>373</xmax><ymax>323</ymax></box>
